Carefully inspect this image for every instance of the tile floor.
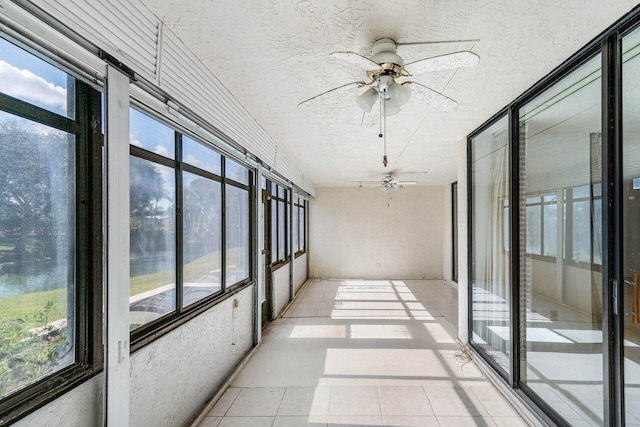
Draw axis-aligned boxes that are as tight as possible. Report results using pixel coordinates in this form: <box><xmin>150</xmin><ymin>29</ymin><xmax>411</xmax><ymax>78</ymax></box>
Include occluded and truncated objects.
<box><xmin>197</xmin><ymin>279</ymin><xmax>529</xmax><ymax>426</ymax></box>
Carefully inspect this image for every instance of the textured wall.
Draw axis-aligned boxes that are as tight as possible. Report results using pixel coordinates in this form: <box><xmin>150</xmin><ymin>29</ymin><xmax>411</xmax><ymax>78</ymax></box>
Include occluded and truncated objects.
<box><xmin>273</xmin><ymin>265</ymin><xmax>291</xmax><ymax>318</ymax></box>
<box><xmin>129</xmin><ymin>286</ymin><xmax>254</xmax><ymax>427</ymax></box>
<box><xmin>293</xmin><ymin>253</ymin><xmax>308</xmax><ymax>296</ymax></box>
<box><xmin>14</xmin><ymin>375</ymin><xmax>103</xmax><ymax>427</ymax></box>
<box><xmin>309</xmin><ymin>186</ymin><xmax>444</xmax><ymax>279</ymax></box>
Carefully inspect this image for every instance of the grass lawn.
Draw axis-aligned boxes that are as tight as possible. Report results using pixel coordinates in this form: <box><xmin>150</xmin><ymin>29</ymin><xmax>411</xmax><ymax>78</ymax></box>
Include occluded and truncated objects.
<box><xmin>0</xmin><ymin>288</ymin><xmax>66</xmax><ymax>329</ymax></box>
<box><xmin>1</xmin><ymin>249</ymin><xmax>244</xmax><ymax>329</ymax></box>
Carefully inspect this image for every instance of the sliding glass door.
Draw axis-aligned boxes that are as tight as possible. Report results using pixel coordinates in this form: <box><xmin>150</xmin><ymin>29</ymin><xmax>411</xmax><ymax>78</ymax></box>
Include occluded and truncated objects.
<box><xmin>469</xmin><ymin>116</ymin><xmax>511</xmax><ymax>376</ymax></box>
<box><xmin>622</xmin><ymin>24</ymin><xmax>640</xmax><ymax>426</ymax></box>
<box><xmin>518</xmin><ymin>54</ymin><xmax>603</xmax><ymax>424</ymax></box>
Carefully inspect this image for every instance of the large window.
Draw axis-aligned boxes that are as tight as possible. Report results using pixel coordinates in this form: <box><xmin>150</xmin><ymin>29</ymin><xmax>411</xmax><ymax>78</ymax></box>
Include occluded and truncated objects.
<box><xmin>129</xmin><ymin>108</ymin><xmax>252</xmax><ymax>342</ymax></box>
<box><xmin>294</xmin><ymin>194</ymin><xmax>306</xmax><ymax>255</ymax></box>
<box><xmin>270</xmin><ymin>182</ymin><xmax>289</xmax><ymax>266</ymax></box>
<box><xmin>0</xmin><ymin>37</ymin><xmax>102</xmax><ymax>423</ymax></box>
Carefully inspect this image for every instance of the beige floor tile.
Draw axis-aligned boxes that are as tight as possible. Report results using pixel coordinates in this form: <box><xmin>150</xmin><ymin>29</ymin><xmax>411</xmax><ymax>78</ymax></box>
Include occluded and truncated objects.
<box><xmin>273</xmin><ymin>415</ymin><xmax>329</xmax><ymax>426</ymax></box>
<box><xmin>199</xmin><ymin>417</ymin><xmax>222</xmax><ymax>427</ymax></box>
<box><xmin>226</xmin><ymin>387</ymin><xmax>286</xmax><ymax>416</ymax></box>
<box><xmin>492</xmin><ymin>416</ymin><xmax>530</xmax><ymax>427</ymax></box>
<box><xmin>470</xmin><ymin>386</ymin><xmax>520</xmax><ymax>417</ymax></box>
<box><xmin>436</xmin><ymin>416</ymin><xmax>497</xmax><ymax>427</ymax></box>
<box><xmin>378</xmin><ymin>386</ymin><xmax>433</xmax><ymax>416</ymax></box>
<box><xmin>278</xmin><ymin>386</ymin><xmax>331</xmax><ymax>415</ymax></box>
<box><xmin>382</xmin><ymin>416</ymin><xmax>439</xmax><ymax>426</ymax></box>
<box><xmin>208</xmin><ymin>388</ymin><xmax>242</xmax><ymax>416</ymax></box>
<box><xmin>329</xmin><ymin>386</ymin><xmax>381</xmax><ymax>415</ymax></box>
<box><xmin>327</xmin><ymin>415</ymin><xmax>384</xmax><ymax>426</ymax></box>
<box><xmin>424</xmin><ymin>386</ymin><xmax>489</xmax><ymax>417</ymax></box>
<box><xmin>217</xmin><ymin>417</ymin><xmax>275</xmax><ymax>427</ymax></box>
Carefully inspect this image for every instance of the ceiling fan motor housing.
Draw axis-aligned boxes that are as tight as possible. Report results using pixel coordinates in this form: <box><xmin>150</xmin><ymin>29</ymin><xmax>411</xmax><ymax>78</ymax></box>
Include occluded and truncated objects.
<box><xmin>371</xmin><ymin>38</ymin><xmax>404</xmax><ymax>67</ymax></box>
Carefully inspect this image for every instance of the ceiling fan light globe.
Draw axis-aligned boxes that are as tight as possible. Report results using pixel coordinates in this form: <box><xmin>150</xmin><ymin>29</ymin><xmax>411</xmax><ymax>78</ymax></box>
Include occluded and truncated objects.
<box><xmin>384</xmin><ymin>102</ymin><xmax>401</xmax><ymax>116</ymax></box>
<box><xmin>388</xmin><ymin>82</ymin><xmax>411</xmax><ymax>107</ymax></box>
<box><xmin>356</xmin><ymin>88</ymin><xmax>378</xmax><ymax>113</ymax></box>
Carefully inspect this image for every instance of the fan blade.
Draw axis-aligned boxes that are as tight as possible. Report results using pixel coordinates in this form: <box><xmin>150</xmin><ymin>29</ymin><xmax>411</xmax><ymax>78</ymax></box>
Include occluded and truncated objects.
<box><xmin>331</xmin><ymin>51</ymin><xmax>383</xmax><ymax>71</ymax></box>
<box><xmin>406</xmin><ymin>82</ymin><xmax>458</xmax><ymax>113</ymax></box>
<box><xmin>397</xmin><ymin>181</ymin><xmax>417</xmax><ymax>185</ymax></box>
<box><xmin>403</xmin><ymin>51</ymin><xmax>479</xmax><ymax>75</ymax></box>
<box><xmin>298</xmin><ymin>81</ymin><xmax>366</xmax><ymax>108</ymax></box>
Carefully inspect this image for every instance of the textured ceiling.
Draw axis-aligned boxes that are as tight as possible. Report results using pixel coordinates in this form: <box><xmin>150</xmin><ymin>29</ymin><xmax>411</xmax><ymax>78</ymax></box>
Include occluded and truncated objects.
<box><xmin>139</xmin><ymin>0</ymin><xmax>637</xmax><ymax>187</ymax></box>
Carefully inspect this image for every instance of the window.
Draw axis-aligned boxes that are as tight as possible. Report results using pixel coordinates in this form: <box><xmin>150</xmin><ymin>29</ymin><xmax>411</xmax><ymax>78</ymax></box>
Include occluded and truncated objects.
<box><xmin>294</xmin><ymin>194</ymin><xmax>306</xmax><ymax>255</ymax></box>
<box><xmin>0</xmin><ymin>37</ymin><xmax>102</xmax><ymax>423</ymax></box>
<box><xmin>129</xmin><ymin>108</ymin><xmax>252</xmax><ymax>343</ymax></box>
<box><xmin>269</xmin><ymin>182</ymin><xmax>290</xmax><ymax>266</ymax></box>
<box><xmin>521</xmin><ymin>186</ymin><xmax>601</xmax><ymax>266</ymax></box>
<box><xmin>225</xmin><ymin>159</ymin><xmax>250</xmax><ymax>286</ymax></box>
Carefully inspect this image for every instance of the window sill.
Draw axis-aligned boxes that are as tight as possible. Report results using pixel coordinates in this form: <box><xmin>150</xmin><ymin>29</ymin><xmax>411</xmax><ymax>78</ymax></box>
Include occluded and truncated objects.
<box><xmin>130</xmin><ymin>279</ymin><xmax>255</xmax><ymax>352</ymax></box>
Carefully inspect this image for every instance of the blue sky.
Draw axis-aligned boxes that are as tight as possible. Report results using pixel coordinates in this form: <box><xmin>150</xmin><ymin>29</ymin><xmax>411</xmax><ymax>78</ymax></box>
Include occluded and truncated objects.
<box><xmin>0</xmin><ymin>37</ymin><xmax>69</xmax><ymax>117</ymax></box>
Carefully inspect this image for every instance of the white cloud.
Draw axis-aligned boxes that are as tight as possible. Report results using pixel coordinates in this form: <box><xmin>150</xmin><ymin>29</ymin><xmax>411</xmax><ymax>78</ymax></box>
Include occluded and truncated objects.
<box><xmin>130</xmin><ymin>136</ymin><xmax>143</xmax><ymax>147</ymax></box>
<box><xmin>184</xmin><ymin>153</ymin><xmax>205</xmax><ymax>168</ymax></box>
<box><xmin>154</xmin><ymin>144</ymin><xmax>169</xmax><ymax>157</ymax></box>
<box><xmin>0</xmin><ymin>60</ymin><xmax>67</xmax><ymax>110</ymax></box>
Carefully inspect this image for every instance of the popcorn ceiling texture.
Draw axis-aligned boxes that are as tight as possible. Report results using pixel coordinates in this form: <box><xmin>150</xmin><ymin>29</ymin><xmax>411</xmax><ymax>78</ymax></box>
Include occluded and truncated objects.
<box><xmin>141</xmin><ymin>0</ymin><xmax>637</xmax><ymax>187</ymax></box>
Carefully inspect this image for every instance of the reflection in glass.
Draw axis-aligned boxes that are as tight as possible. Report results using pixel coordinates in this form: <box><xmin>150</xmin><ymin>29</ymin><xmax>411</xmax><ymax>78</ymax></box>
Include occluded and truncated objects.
<box><xmin>183</xmin><ymin>136</ymin><xmax>221</xmax><ymax>175</ymax></box>
<box><xmin>129</xmin><ymin>109</ymin><xmax>175</xmax><ymax>159</ymax></box>
<box><xmin>129</xmin><ymin>156</ymin><xmax>176</xmax><ymax>330</ymax></box>
<box><xmin>470</xmin><ymin>115</ymin><xmax>510</xmax><ymax>374</ymax></box>
<box><xmin>183</xmin><ymin>172</ymin><xmax>221</xmax><ymax>306</ymax></box>
<box><xmin>225</xmin><ymin>158</ymin><xmax>248</xmax><ymax>185</ymax></box>
<box><xmin>519</xmin><ymin>54</ymin><xmax>602</xmax><ymax>423</ymax></box>
<box><xmin>623</xmin><ymin>25</ymin><xmax>640</xmax><ymax>425</ymax></box>
<box><xmin>0</xmin><ymin>111</ymin><xmax>75</xmax><ymax>398</ymax></box>
<box><xmin>271</xmin><ymin>195</ymin><xmax>278</xmax><ymax>264</ymax></box>
<box><xmin>278</xmin><ymin>192</ymin><xmax>286</xmax><ymax>261</ymax></box>
<box><xmin>293</xmin><ymin>197</ymin><xmax>299</xmax><ymax>253</ymax></box>
<box><xmin>0</xmin><ymin>37</ymin><xmax>73</xmax><ymax>118</ymax></box>
<box><xmin>226</xmin><ymin>185</ymin><xmax>249</xmax><ymax>285</ymax></box>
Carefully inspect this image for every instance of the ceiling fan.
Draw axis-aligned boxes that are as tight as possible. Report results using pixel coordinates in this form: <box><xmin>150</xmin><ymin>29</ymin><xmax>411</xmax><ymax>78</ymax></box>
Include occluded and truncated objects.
<box><xmin>298</xmin><ymin>38</ymin><xmax>480</xmax><ymax>114</ymax></box>
<box><xmin>358</xmin><ymin>173</ymin><xmax>418</xmax><ymax>206</ymax></box>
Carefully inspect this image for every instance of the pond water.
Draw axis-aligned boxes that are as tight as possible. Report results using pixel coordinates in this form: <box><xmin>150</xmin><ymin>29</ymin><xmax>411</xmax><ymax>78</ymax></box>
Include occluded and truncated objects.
<box><xmin>0</xmin><ymin>265</ymin><xmax>68</xmax><ymax>298</ymax></box>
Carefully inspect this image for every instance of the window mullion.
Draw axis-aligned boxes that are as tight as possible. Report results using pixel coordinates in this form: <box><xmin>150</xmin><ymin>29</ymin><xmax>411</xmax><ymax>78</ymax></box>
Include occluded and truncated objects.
<box><xmin>175</xmin><ymin>133</ymin><xmax>184</xmax><ymax>312</ymax></box>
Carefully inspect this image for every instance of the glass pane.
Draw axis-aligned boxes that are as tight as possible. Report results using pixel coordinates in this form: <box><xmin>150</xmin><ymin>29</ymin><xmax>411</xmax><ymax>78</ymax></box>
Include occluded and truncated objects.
<box><xmin>470</xmin><ymin>115</ymin><xmax>510</xmax><ymax>374</ymax></box>
<box><xmin>271</xmin><ymin>198</ymin><xmax>278</xmax><ymax>264</ymax></box>
<box><xmin>278</xmin><ymin>199</ymin><xmax>285</xmax><ymax>260</ymax></box>
<box><xmin>0</xmin><ymin>111</ymin><xmax>75</xmax><ymax>398</ymax></box>
<box><xmin>225</xmin><ymin>158</ymin><xmax>248</xmax><ymax>185</ymax></box>
<box><xmin>572</xmin><ymin>200</ymin><xmax>591</xmax><ymax>263</ymax></box>
<box><xmin>623</xmin><ymin>25</ymin><xmax>640</xmax><ymax>424</ymax></box>
<box><xmin>293</xmin><ymin>200</ymin><xmax>299</xmax><ymax>253</ymax></box>
<box><xmin>519</xmin><ymin>53</ymin><xmax>602</xmax><ymax>423</ymax></box>
<box><xmin>182</xmin><ymin>136</ymin><xmax>221</xmax><ymax>175</ymax></box>
<box><xmin>129</xmin><ymin>156</ymin><xmax>176</xmax><ymax>330</ymax></box>
<box><xmin>526</xmin><ymin>205</ymin><xmax>541</xmax><ymax>255</ymax></box>
<box><xmin>183</xmin><ymin>172</ymin><xmax>221</xmax><ymax>306</ymax></box>
<box><xmin>0</xmin><ymin>37</ymin><xmax>74</xmax><ymax>118</ymax></box>
<box><xmin>300</xmin><ymin>205</ymin><xmax>305</xmax><ymax>251</ymax></box>
<box><xmin>543</xmin><ymin>203</ymin><xmax>558</xmax><ymax>257</ymax></box>
<box><xmin>226</xmin><ymin>185</ymin><xmax>249</xmax><ymax>285</ymax></box>
<box><xmin>129</xmin><ymin>108</ymin><xmax>175</xmax><ymax>159</ymax></box>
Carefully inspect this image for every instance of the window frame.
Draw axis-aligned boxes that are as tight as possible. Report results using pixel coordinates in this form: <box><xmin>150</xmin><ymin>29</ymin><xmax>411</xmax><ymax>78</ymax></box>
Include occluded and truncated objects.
<box><xmin>267</xmin><ymin>181</ymin><xmax>292</xmax><ymax>271</ymax></box>
<box><xmin>0</xmin><ymin>51</ymin><xmax>103</xmax><ymax>424</ymax></box>
<box><xmin>294</xmin><ymin>196</ymin><xmax>307</xmax><ymax>258</ymax></box>
<box><xmin>129</xmin><ymin>105</ymin><xmax>254</xmax><ymax>351</ymax></box>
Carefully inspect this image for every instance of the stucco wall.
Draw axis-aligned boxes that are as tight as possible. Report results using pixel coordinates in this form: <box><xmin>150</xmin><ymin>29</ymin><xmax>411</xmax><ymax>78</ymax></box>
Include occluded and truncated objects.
<box><xmin>309</xmin><ymin>186</ymin><xmax>445</xmax><ymax>279</ymax></box>
<box><xmin>293</xmin><ymin>253</ymin><xmax>308</xmax><ymax>296</ymax></box>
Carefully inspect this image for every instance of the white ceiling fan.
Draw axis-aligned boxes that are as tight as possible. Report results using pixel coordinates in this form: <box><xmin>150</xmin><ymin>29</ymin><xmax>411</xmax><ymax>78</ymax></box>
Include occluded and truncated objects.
<box><xmin>358</xmin><ymin>173</ymin><xmax>418</xmax><ymax>206</ymax></box>
<box><xmin>298</xmin><ymin>38</ymin><xmax>480</xmax><ymax>114</ymax></box>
